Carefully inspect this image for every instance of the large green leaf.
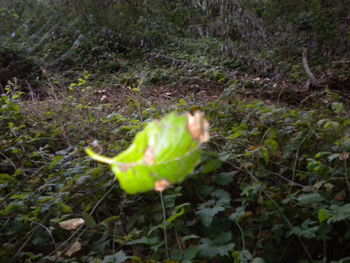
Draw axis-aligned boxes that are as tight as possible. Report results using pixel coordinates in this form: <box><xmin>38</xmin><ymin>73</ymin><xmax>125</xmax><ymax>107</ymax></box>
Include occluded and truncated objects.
<box><xmin>86</xmin><ymin>112</ymin><xmax>209</xmax><ymax>194</ymax></box>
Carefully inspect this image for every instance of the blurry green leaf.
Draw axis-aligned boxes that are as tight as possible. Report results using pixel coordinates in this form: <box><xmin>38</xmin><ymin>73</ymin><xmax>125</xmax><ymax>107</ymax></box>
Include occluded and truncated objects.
<box><xmin>82</xmin><ymin>212</ymin><xmax>97</xmax><ymax>227</ymax></box>
<box><xmin>127</xmin><ymin>237</ymin><xmax>159</xmax><ymax>246</ymax></box>
<box><xmin>0</xmin><ymin>173</ymin><xmax>15</xmax><ymax>183</ymax></box>
<box><xmin>86</xmin><ymin>112</ymin><xmax>209</xmax><ymax>194</ymax></box>
<box><xmin>297</xmin><ymin>193</ymin><xmax>325</xmax><ymax>205</ymax></box>
<box><xmin>229</xmin><ymin>131</ymin><xmax>244</xmax><ymax>139</ymax></box>
<box><xmin>327</xmin><ymin>203</ymin><xmax>350</xmax><ymax>223</ymax></box>
<box><xmin>199</xmin><ymin>238</ymin><xmax>235</xmax><ymax>258</ymax></box>
<box><xmin>182</xmin><ymin>234</ymin><xmax>200</xmax><ymax>242</ymax></box>
<box><xmin>213</xmin><ymin>171</ymin><xmax>237</xmax><ymax>185</ymax></box>
<box><xmin>196</xmin><ymin>201</ymin><xmax>225</xmax><ymax>227</ymax></box>
<box><xmin>288</xmin><ymin>219</ymin><xmax>319</xmax><ymax>239</ymax></box>
<box><xmin>58</xmin><ymin>203</ymin><xmax>73</xmax><ymax>214</ymax></box>
<box><xmin>263</xmin><ymin>138</ymin><xmax>279</xmax><ymax>152</ymax></box>
<box><xmin>167</xmin><ymin>206</ymin><xmax>186</xmax><ymax>223</ymax></box>
<box><xmin>182</xmin><ymin>246</ymin><xmax>200</xmax><ymax>263</ymax></box>
<box><xmin>48</xmin><ymin>156</ymin><xmax>64</xmax><ymax>170</ymax></box>
<box><xmin>318</xmin><ymin>209</ymin><xmax>331</xmax><ymax>223</ymax></box>
<box><xmin>331</xmin><ymin>102</ymin><xmax>345</xmax><ymax>114</ymax></box>
<box><xmin>215</xmin><ymin>231</ymin><xmax>232</xmax><ymax>244</ymax></box>
<box><xmin>196</xmin><ymin>190</ymin><xmax>230</xmax><ymax>226</ymax></box>
<box><xmin>328</xmin><ymin>153</ymin><xmax>340</xmax><ymax>162</ymax></box>
<box><xmin>323</xmin><ymin>121</ymin><xmax>340</xmax><ymax>130</ymax></box>
<box><xmin>229</xmin><ymin>206</ymin><xmax>246</xmax><ymax>222</ymax></box>
<box><xmin>201</xmin><ymin>159</ymin><xmax>222</xmax><ymax>173</ymax></box>
<box><xmin>102</xmin><ymin>250</ymin><xmax>129</xmax><ymax>263</ymax></box>
<box><xmin>102</xmin><ymin>216</ymin><xmax>120</xmax><ymax>224</ymax></box>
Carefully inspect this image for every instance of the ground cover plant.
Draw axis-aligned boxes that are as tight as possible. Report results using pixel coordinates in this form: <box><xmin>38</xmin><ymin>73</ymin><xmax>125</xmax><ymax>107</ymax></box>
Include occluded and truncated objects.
<box><xmin>1</xmin><ymin>0</ymin><xmax>350</xmax><ymax>262</ymax></box>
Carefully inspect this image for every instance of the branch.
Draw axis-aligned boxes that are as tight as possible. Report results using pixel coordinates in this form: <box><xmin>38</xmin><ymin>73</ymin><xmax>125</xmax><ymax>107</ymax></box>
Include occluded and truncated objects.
<box><xmin>302</xmin><ymin>48</ymin><xmax>316</xmax><ymax>81</ymax></box>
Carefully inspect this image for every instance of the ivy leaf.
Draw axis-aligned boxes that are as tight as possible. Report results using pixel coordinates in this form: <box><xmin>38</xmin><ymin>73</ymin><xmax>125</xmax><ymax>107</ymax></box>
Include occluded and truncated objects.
<box><xmin>288</xmin><ymin>219</ymin><xmax>319</xmax><ymax>239</ymax></box>
<box><xmin>318</xmin><ymin>209</ymin><xmax>331</xmax><ymax>223</ymax></box>
<box><xmin>196</xmin><ymin>189</ymin><xmax>231</xmax><ymax>226</ymax></box>
<box><xmin>297</xmin><ymin>193</ymin><xmax>325</xmax><ymax>205</ymax></box>
<box><xmin>102</xmin><ymin>250</ymin><xmax>129</xmax><ymax>263</ymax></box>
<box><xmin>182</xmin><ymin>246</ymin><xmax>200</xmax><ymax>263</ymax></box>
<box><xmin>127</xmin><ymin>237</ymin><xmax>159</xmax><ymax>246</ymax></box>
<box><xmin>198</xmin><ymin>238</ymin><xmax>235</xmax><ymax>258</ymax></box>
<box><xmin>167</xmin><ymin>204</ymin><xmax>188</xmax><ymax>223</ymax></box>
<box><xmin>213</xmin><ymin>171</ymin><xmax>237</xmax><ymax>186</ymax></box>
<box><xmin>196</xmin><ymin>202</ymin><xmax>225</xmax><ymax>227</ymax></box>
<box><xmin>229</xmin><ymin>206</ymin><xmax>246</xmax><ymax>222</ymax></box>
<box><xmin>200</xmin><ymin>159</ymin><xmax>222</xmax><ymax>173</ymax></box>
<box><xmin>327</xmin><ymin>203</ymin><xmax>350</xmax><ymax>223</ymax></box>
<box><xmin>86</xmin><ymin>112</ymin><xmax>209</xmax><ymax>194</ymax></box>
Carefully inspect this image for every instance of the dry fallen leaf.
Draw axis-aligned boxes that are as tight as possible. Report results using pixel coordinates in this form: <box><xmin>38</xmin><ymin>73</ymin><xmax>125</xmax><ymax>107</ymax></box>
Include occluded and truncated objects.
<box><xmin>186</xmin><ymin>111</ymin><xmax>210</xmax><ymax>143</ymax></box>
<box><xmin>335</xmin><ymin>191</ymin><xmax>346</xmax><ymax>201</ymax></box>
<box><xmin>59</xmin><ymin>218</ymin><xmax>85</xmax><ymax>230</ymax></box>
<box><xmin>154</xmin><ymin>179</ymin><xmax>170</xmax><ymax>192</ymax></box>
<box><xmin>241</xmin><ymin>162</ymin><xmax>253</xmax><ymax>169</ymax></box>
<box><xmin>65</xmin><ymin>241</ymin><xmax>82</xmax><ymax>257</ymax></box>
<box><xmin>340</xmin><ymin>152</ymin><xmax>350</xmax><ymax>161</ymax></box>
<box><xmin>144</xmin><ymin>146</ymin><xmax>156</xmax><ymax>165</ymax></box>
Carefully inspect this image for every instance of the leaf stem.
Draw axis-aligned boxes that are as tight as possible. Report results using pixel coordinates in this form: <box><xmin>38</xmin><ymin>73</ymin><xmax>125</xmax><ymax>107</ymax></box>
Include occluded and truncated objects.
<box><xmin>344</xmin><ymin>159</ymin><xmax>350</xmax><ymax>193</ymax></box>
<box><xmin>159</xmin><ymin>191</ymin><xmax>170</xmax><ymax>260</ymax></box>
<box><xmin>85</xmin><ymin>148</ymin><xmax>114</xmax><ymax>164</ymax></box>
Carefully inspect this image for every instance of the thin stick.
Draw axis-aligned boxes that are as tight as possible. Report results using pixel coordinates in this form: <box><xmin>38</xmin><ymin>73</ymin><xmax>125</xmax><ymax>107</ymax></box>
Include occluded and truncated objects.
<box><xmin>323</xmin><ymin>239</ymin><xmax>327</xmax><ymax>263</ymax></box>
<box><xmin>302</xmin><ymin>48</ymin><xmax>316</xmax><ymax>81</ymax></box>
<box><xmin>234</xmin><ymin>221</ymin><xmax>245</xmax><ymax>250</ymax></box>
<box><xmin>230</xmin><ymin>163</ymin><xmax>313</xmax><ymax>261</ymax></box>
<box><xmin>344</xmin><ymin>159</ymin><xmax>350</xmax><ymax>193</ymax></box>
<box><xmin>288</xmin><ymin>129</ymin><xmax>312</xmax><ymax>193</ymax></box>
<box><xmin>159</xmin><ymin>191</ymin><xmax>170</xmax><ymax>260</ymax></box>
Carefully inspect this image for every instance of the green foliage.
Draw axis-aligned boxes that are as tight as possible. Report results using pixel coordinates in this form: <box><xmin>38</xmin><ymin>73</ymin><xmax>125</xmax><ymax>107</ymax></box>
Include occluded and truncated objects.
<box><xmin>1</xmin><ymin>0</ymin><xmax>350</xmax><ymax>262</ymax></box>
<box><xmin>2</xmin><ymin>75</ymin><xmax>350</xmax><ymax>262</ymax></box>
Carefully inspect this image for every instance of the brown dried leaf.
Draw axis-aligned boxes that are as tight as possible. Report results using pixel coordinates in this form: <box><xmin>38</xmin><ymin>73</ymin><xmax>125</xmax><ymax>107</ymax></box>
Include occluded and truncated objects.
<box><xmin>335</xmin><ymin>191</ymin><xmax>346</xmax><ymax>201</ymax></box>
<box><xmin>59</xmin><ymin>218</ymin><xmax>84</xmax><ymax>230</ymax></box>
<box><xmin>144</xmin><ymin>146</ymin><xmax>156</xmax><ymax>165</ymax></box>
<box><xmin>186</xmin><ymin>111</ymin><xmax>210</xmax><ymax>143</ymax></box>
<box><xmin>340</xmin><ymin>152</ymin><xmax>350</xmax><ymax>161</ymax></box>
<box><xmin>154</xmin><ymin>179</ymin><xmax>170</xmax><ymax>192</ymax></box>
<box><xmin>241</xmin><ymin>162</ymin><xmax>253</xmax><ymax>169</ymax></box>
<box><xmin>65</xmin><ymin>241</ymin><xmax>82</xmax><ymax>257</ymax></box>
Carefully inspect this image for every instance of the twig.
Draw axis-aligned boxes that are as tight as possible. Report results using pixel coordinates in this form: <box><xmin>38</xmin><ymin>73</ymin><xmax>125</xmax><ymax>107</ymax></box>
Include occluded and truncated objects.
<box><xmin>0</xmin><ymin>151</ymin><xmax>17</xmax><ymax>170</ymax></box>
<box><xmin>11</xmin><ymin>225</ymin><xmax>40</xmax><ymax>262</ymax></box>
<box><xmin>288</xmin><ymin>129</ymin><xmax>312</xmax><ymax>193</ymax></box>
<box><xmin>344</xmin><ymin>159</ymin><xmax>350</xmax><ymax>193</ymax></box>
<box><xmin>323</xmin><ymin>239</ymin><xmax>327</xmax><ymax>263</ymax></box>
<box><xmin>302</xmin><ymin>48</ymin><xmax>316</xmax><ymax>82</ymax></box>
<box><xmin>159</xmin><ymin>191</ymin><xmax>170</xmax><ymax>260</ymax></box>
<box><xmin>234</xmin><ymin>221</ymin><xmax>245</xmax><ymax>250</ymax></box>
<box><xmin>241</xmin><ymin>166</ymin><xmax>313</xmax><ymax>261</ymax></box>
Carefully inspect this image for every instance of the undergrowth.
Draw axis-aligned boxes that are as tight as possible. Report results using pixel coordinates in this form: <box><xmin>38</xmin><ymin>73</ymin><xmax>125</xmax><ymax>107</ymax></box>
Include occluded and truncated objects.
<box><xmin>1</xmin><ymin>1</ymin><xmax>350</xmax><ymax>262</ymax></box>
<box><xmin>1</xmin><ymin>75</ymin><xmax>350</xmax><ymax>262</ymax></box>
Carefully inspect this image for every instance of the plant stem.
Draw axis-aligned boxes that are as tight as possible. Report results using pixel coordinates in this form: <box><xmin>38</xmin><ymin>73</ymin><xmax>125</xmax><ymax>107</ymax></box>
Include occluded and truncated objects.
<box><xmin>160</xmin><ymin>191</ymin><xmax>170</xmax><ymax>260</ymax></box>
<box><xmin>344</xmin><ymin>159</ymin><xmax>350</xmax><ymax>193</ymax></box>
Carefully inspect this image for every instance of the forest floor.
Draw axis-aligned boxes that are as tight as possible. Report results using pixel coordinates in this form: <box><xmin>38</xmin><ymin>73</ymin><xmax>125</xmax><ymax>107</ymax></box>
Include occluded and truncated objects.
<box><xmin>2</xmin><ymin>41</ymin><xmax>350</xmax><ymax>263</ymax></box>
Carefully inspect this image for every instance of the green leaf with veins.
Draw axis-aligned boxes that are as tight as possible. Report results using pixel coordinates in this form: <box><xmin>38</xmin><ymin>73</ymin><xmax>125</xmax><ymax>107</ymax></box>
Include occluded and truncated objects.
<box><xmin>86</xmin><ymin>112</ymin><xmax>209</xmax><ymax>194</ymax></box>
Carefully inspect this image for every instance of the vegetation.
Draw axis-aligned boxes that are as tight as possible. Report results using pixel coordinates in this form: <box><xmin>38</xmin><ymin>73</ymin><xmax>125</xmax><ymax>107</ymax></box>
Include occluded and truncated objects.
<box><xmin>1</xmin><ymin>0</ymin><xmax>350</xmax><ymax>262</ymax></box>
